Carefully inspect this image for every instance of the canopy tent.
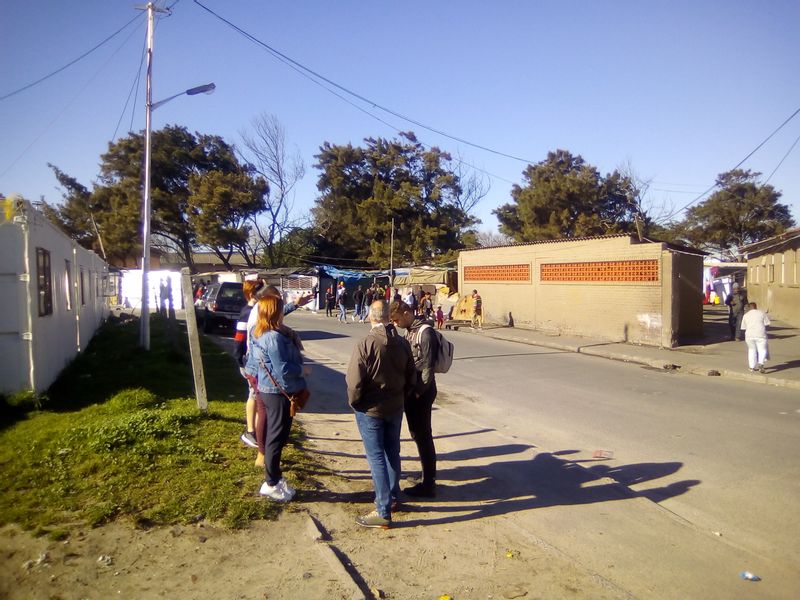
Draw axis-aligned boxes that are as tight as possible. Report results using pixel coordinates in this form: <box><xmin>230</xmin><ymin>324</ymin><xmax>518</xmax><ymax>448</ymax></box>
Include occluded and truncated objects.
<box><xmin>318</xmin><ymin>266</ymin><xmax>390</xmax><ymax>285</ymax></box>
<box><xmin>392</xmin><ymin>267</ymin><xmax>452</xmax><ymax>286</ymax></box>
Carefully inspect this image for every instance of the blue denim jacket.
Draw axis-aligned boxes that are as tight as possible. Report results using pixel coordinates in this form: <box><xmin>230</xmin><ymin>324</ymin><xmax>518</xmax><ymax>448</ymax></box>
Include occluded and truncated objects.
<box><xmin>245</xmin><ymin>329</ymin><xmax>306</xmax><ymax>395</ymax></box>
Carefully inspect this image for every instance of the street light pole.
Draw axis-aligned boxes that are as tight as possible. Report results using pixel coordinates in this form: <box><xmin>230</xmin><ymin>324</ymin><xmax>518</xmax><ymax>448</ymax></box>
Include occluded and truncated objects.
<box><xmin>139</xmin><ymin>1</ymin><xmax>156</xmax><ymax>350</ymax></box>
<box><xmin>137</xmin><ymin>3</ymin><xmax>214</xmax><ymax>350</ymax></box>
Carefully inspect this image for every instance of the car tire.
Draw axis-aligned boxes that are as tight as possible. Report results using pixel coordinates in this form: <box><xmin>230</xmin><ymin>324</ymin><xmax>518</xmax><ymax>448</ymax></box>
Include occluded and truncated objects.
<box><xmin>202</xmin><ymin>311</ymin><xmax>214</xmax><ymax>333</ymax></box>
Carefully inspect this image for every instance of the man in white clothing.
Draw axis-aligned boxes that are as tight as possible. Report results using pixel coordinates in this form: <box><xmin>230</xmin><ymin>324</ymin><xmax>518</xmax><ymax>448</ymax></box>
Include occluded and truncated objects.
<box><xmin>740</xmin><ymin>302</ymin><xmax>770</xmax><ymax>373</ymax></box>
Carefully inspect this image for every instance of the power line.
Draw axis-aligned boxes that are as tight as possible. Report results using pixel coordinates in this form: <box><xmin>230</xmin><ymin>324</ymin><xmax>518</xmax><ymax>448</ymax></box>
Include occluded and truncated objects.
<box><xmin>764</xmin><ymin>130</ymin><xmax>800</xmax><ymax>185</ymax></box>
<box><xmin>662</xmin><ymin>105</ymin><xmax>800</xmax><ymax>221</ymax></box>
<box><xmin>0</xmin><ymin>12</ymin><xmax>145</xmax><ymax>101</ymax></box>
<box><xmin>113</xmin><ymin>27</ymin><xmax>149</xmax><ymax>142</ymax></box>
<box><xmin>192</xmin><ymin>0</ymin><xmax>538</xmax><ymax>165</ymax></box>
<box><xmin>1</xmin><ymin>17</ymin><xmax>145</xmax><ymax>178</ymax></box>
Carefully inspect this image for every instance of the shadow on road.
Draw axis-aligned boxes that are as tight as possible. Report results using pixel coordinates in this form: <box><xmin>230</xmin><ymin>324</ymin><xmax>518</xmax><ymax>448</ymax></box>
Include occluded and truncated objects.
<box><xmin>297</xmin><ymin>337</ymin><xmax>699</xmax><ymax>527</ymax></box>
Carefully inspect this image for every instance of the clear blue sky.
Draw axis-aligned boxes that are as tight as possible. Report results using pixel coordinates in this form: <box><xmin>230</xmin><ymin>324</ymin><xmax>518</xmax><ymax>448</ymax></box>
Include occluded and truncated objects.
<box><xmin>2</xmin><ymin>0</ymin><xmax>799</xmax><ymax>233</ymax></box>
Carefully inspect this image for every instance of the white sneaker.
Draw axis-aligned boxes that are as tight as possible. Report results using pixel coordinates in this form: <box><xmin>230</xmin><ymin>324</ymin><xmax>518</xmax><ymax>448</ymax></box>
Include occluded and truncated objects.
<box><xmin>278</xmin><ymin>478</ymin><xmax>296</xmax><ymax>499</ymax></box>
<box><xmin>259</xmin><ymin>481</ymin><xmax>292</xmax><ymax>502</ymax></box>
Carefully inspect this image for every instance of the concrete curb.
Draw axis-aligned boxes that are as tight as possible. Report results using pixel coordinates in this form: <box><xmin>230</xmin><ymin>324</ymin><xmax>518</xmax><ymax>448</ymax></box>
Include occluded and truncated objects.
<box><xmin>305</xmin><ymin>513</ymin><xmax>368</xmax><ymax>600</ymax></box>
<box><xmin>484</xmin><ymin>330</ymin><xmax>800</xmax><ymax>390</ymax></box>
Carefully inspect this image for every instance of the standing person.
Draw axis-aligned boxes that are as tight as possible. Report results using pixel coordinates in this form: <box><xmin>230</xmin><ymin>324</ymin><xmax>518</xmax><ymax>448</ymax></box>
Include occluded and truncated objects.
<box><xmin>353</xmin><ymin>286</ymin><xmax>365</xmax><ymax>323</ymax></box>
<box><xmin>325</xmin><ymin>287</ymin><xmax>335</xmax><ymax>317</ymax></box>
<box><xmin>725</xmin><ymin>282</ymin><xmax>748</xmax><ymax>341</ymax></box>
<box><xmin>740</xmin><ymin>302</ymin><xmax>770</xmax><ymax>373</ymax></box>
<box><xmin>471</xmin><ymin>289</ymin><xmax>483</xmax><ymax>329</ymax></box>
<box><xmin>363</xmin><ymin>286</ymin><xmax>375</xmax><ymax>322</ymax></box>
<box><xmin>234</xmin><ymin>279</ymin><xmax>263</xmax><ymax>453</ymax></box>
<box><xmin>435</xmin><ymin>305</ymin><xmax>445</xmax><ymax>330</ymax></box>
<box><xmin>337</xmin><ymin>283</ymin><xmax>349</xmax><ymax>323</ymax></box>
<box><xmin>244</xmin><ymin>284</ymin><xmax>312</xmax><ymax>467</ymax></box>
<box><xmin>347</xmin><ymin>300</ymin><xmax>416</xmax><ymax>529</ymax></box>
<box><xmin>422</xmin><ymin>292</ymin><xmax>433</xmax><ymax>320</ymax></box>
<box><xmin>390</xmin><ymin>300</ymin><xmax>439</xmax><ymax>498</ymax></box>
<box><xmin>245</xmin><ymin>295</ymin><xmax>307</xmax><ymax>502</ymax></box>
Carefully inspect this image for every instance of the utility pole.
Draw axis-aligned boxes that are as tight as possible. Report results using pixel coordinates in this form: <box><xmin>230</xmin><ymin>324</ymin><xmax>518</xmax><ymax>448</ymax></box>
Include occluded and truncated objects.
<box><xmin>389</xmin><ymin>217</ymin><xmax>395</xmax><ymax>288</ymax></box>
<box><xmin>137</xmin><ymin>1</ymin><xmax>168</xmax><ymax>350</ymax></box>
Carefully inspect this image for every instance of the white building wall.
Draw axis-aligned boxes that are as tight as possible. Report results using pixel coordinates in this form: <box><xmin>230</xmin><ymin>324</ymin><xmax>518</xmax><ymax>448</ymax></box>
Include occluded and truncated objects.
<box><xmin>0</xmin><ymin>198</ymin><xmax>110</xmax><ymax>394</ymax></box>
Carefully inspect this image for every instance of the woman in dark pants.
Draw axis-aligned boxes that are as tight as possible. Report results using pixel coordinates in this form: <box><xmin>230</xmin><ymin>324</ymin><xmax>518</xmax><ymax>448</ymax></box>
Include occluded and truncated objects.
<box><xmin>245</xmin><ymin>295</ymin><xmax>307</xmax><ymax>502</ymax></box>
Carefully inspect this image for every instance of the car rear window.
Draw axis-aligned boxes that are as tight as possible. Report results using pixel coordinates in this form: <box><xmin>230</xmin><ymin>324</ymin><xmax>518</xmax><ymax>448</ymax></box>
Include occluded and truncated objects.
<box><xmin>219</xmin><ymin>284</ymin><xmax>244</xmax><ymax>300</ymax></box>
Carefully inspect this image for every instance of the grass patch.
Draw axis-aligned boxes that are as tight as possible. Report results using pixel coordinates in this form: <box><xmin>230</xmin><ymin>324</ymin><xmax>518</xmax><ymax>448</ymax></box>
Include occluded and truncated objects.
<box><xmin>0</xmin><ymin>315</ymin><xmax>321</xmax><ymax>534</ymax></box>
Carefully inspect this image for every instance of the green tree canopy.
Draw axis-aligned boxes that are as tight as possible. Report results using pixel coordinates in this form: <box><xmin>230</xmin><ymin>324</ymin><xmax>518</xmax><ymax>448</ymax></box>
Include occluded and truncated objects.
<box><xmin>676</xmin><ymin>169</ymin><xmax>795</xmax><ymax>256</ymax></box>
<box><xmin>311</xmin><ymin>132</ymin><xmax>478</xmax><ymax>267</ymax></box>
<box><xmin>46</xmin><ymin>125</ymin><xmax>267</xmax><ymax>271</ymax></box>
<box><xmin>494</xmin><ymin>149</ymin><xmax>642</xmax><ymax>242</ymax></box>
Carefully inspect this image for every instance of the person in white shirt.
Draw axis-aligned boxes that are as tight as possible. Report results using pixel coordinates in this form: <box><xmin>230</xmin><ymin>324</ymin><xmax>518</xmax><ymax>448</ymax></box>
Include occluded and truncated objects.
<box><xmin>740</xmin><ymin>302</ymin><xmax>770</xmax><ymax>373</ymax></box>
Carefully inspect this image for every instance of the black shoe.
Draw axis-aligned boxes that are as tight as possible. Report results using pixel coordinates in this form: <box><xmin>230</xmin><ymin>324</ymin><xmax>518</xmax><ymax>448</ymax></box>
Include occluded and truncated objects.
<box><xmin>404</xmin><ymin>482</ymin><xmax>436</xmax><ymax>498</ymax></box>
<box><xmin>240</xmin><ymin>431</ymin><xmax>258</xmax><ymax>448</ymax></box>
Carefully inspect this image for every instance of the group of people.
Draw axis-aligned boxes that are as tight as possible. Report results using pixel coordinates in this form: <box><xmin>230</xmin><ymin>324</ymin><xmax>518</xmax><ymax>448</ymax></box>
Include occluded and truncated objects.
<box><xmin>236</xmin><ymin>282</ymin><xmax>441</xmax><ymax>525</ymax></box>
<box><xmin>325</xmin><ymin>283</ymin><xmax>447</xmax><ymax>329</ymax></box>
<box><xmin>726</xmin><ymin>282</ymin><xmax>771</xmax><ymax>373</ymax></box>
<box><xmin>346</xmin><ymin>298</ymin><xmax>441</xmax><ymax>528</ymax></box>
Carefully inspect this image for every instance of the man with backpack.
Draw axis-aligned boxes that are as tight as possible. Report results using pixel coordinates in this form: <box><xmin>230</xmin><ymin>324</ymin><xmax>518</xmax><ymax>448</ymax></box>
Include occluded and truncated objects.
<box><xmin>390</xmin><ymin>300</ymin><xmax>439</xmax><ymax>497</ymax></box>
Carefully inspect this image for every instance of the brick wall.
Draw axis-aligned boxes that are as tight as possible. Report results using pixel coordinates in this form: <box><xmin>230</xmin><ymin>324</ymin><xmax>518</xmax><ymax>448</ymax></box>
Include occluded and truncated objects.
<box><xmin>458</xmin><ymin>236</ymin><xmax>700</xmax><ymax>347</ymax></box>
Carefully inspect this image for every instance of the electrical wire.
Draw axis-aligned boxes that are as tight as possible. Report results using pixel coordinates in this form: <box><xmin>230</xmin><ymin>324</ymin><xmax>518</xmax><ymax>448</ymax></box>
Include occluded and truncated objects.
<box><xmin>0</xmin><ymin>12</ymin><xmax>145</xmax><ymax>101</ymax></box>
<box><xmin>662</xmin><ymin>105</ymin><xmax>800</xmax><ymax>221</ymax></box>
<box><xmin>764</xmin><ymin>130</ymin><xmax>800</xmax><ymax>185</ymax></box>
<box><xmin>113</xmin><ymin>27</ymin><xmax>149</xmax><ymax>142</ymax></box>
<box><xmin>1</xmin><ymin>17</ymin><xmax>144</xmax><ymax>178</ymax></box>
<box><xmin>192</xmin><ymin>0</ymin><xmax>537</xmax><ymax>166</ymax></box>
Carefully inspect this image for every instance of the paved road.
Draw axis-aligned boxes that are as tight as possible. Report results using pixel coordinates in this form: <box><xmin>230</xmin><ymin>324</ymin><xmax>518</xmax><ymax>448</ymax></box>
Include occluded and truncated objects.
<box><xmin>221</xmin><ymin>310</ymin><xmax>800</xmax><ymax>593</ymax></box>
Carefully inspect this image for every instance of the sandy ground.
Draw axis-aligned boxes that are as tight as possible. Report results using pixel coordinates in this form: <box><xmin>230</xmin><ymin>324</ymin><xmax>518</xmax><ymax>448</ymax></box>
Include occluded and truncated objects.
<box><xmin>1</xmin><ymin>407</ymin><xmax>625</xmax><ymax>600</ymax></box>
<box><xmin>2</xmin><ymin>348</ymin><xmax>627</xmax><ymax>600</ymax></box>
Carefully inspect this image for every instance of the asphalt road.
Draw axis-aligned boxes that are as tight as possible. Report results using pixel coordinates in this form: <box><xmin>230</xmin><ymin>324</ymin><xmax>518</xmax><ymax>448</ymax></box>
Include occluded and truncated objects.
<box><xmin>222</xmin><ymin>310</ymin><xmax>800</xmax><ymax>586</ymax></box>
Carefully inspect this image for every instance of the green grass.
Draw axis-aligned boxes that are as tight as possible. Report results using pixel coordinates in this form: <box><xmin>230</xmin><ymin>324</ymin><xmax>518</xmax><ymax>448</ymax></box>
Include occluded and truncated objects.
<box><xmin>0</xmin><ymin>314</ymin><xmax>323</xmax><ymax>535</ymax></box>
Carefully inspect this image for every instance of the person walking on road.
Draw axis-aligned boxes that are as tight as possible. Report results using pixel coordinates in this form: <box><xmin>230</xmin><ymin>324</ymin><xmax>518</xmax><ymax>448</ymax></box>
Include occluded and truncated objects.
<box><xmin>346</xmin><ymin>300</ymin><xmax>416</xmax><ymax>529</ymax></box>
<box><xmin>337</xmin><ymin>283</ymin><xmax>349</xmax><ymax>323</ymax></box>
<box><xmin>740</xmin><ymin>302</ymin><xmax>770</xmax><ymax>373</ymax></box>
<box><xmin>726</xmin><ymin>282</ymin><xmax>748</xmax><ymax>341</ymax></box>
<box><xmin>390</xmin><ymin>300</ymin><xmax>439</xmax><ymax>498</ymax></box>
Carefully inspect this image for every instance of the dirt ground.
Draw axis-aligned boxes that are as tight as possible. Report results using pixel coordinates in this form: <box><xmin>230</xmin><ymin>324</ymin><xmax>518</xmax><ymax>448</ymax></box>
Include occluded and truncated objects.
<box><xmin>0</xmin><ymin>413</ymin><xmax>625</xmax><ymax>600</ymax></box>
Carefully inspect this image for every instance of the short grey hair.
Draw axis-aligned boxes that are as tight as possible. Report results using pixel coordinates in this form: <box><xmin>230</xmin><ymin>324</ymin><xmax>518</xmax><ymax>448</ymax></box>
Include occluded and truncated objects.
<box><xmin>369</xmin><ymin>299</ymin><xmax>389</xmax><ymax>323</ymax></box>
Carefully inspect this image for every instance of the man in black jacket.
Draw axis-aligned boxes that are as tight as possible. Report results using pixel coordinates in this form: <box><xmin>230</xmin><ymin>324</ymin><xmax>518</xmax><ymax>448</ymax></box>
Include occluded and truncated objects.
<box><xmin>390</xmin><ymin>300</ymin><xmax>439</xmax><ymax>498</ymax></box>
<box><xmin>346</xmin><ymin>300</ymin><xmax>416</xmax><ymax>529</ymax></box>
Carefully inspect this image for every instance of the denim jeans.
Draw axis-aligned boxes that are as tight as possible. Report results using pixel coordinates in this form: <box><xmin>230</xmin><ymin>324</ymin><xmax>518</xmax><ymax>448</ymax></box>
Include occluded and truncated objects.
<box><xmin>338</xmin><ymin>304</ymin><xmax>347</xmax><ymax>322</ymax></box>
<box><xmin>354</xmin><ymin>410</ymin><xmax>403</xmax><ymax>519</ymax></box>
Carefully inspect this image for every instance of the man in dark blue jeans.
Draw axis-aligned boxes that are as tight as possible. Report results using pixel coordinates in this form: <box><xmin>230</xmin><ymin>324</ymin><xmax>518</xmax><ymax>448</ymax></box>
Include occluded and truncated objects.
<box><xmin>346</xmin><ymin>300</ymin><xmax>416</xmax><ymax>529</ymax></box>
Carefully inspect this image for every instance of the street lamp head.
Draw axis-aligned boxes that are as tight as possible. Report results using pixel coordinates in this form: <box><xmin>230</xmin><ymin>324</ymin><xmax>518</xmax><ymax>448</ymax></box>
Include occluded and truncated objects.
<box><xmin>186</xmin><ymin>83</ymin><xmax>215</xmax><ymax>96</ymax></box>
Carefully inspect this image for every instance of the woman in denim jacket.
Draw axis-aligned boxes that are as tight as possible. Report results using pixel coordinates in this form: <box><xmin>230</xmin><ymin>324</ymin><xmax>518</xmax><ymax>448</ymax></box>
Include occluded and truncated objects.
<box><xmin>245</xmin><ymin>295</ymin><xmax>306</xmax><ymax>502</ymax></box>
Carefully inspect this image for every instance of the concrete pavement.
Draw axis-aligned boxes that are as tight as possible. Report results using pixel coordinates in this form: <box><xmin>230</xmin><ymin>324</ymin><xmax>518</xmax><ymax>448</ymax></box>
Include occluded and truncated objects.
<box><xmin>463</xmin><ymin>305</ymin><xmax>800</xmax><ymax>390</ymax></box>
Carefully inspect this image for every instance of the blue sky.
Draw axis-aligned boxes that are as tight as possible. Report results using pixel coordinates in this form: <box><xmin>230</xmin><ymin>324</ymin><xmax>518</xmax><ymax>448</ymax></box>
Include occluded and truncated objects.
<box><xmin>2</xmin><ymin>1</ymin><xmax>799</xmax><ymax>233</ymax></box>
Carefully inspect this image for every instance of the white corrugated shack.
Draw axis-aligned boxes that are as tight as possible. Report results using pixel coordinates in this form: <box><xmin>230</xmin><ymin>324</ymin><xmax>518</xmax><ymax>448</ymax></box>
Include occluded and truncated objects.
<box><xmin>0</xmin><ymin>197</ymin><xmax>110</xmax><ymax>394</ymax></box>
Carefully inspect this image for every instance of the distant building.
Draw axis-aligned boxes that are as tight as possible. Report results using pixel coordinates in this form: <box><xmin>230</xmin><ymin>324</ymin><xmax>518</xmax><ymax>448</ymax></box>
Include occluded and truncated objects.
<box><xmin>0</xmin><ymin>197</ymin><xmax>110</xmax><ymax>393</ymax></box>
<box><xmin>740</xmin><ymin>227</ymin><xmax>800</xmax><ymax>327</ymax></box>
<box><xmin>458</xmin><ymin>234</ymin><xmax>704</xmax><ymax>348</ymax></box>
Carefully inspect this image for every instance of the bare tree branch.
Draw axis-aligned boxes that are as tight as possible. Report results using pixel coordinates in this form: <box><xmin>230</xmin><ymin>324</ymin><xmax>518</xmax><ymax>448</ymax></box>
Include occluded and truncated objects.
<box><xmin>239</xmin><ymin>113</ymin><xmax>305</xmax><ymax>267</ymax></box>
